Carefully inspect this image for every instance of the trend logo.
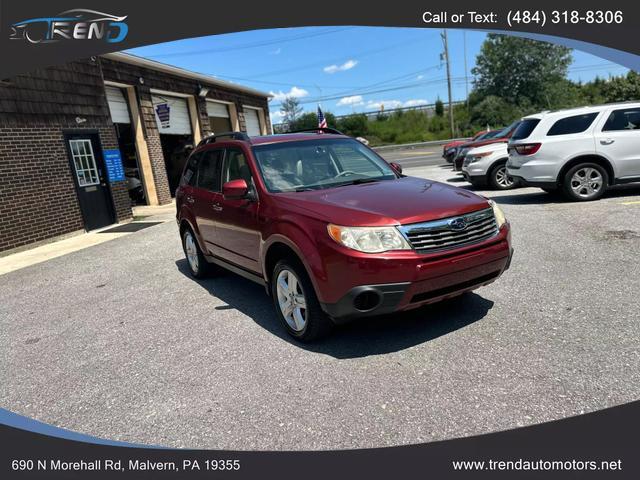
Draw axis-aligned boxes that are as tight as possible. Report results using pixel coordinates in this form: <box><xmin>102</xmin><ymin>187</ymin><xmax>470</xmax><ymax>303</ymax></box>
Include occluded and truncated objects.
<box><xmin>10</xmin><ymin>9</ymin><xmax>128</xmax><ymax>44</ymax></box>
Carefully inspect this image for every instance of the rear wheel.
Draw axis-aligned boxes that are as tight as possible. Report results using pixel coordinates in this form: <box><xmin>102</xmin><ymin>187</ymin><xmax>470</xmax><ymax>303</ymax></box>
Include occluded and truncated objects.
<box><xmin>489</xmin><ymin>162</ymin><xmax>516</xmax><ymax>190</ymax></box>
<box><xmin>271</xmin><ymin>258</ymin><xmax>332</xmax><ymax>342</ymax></box>
<box><xmin>561</xmin><ymin>163</ymin><xmax>608</xmax><ymax>201</ymax></box>
<box><xmin>182</xmin><ymin>228</ymin><xmax>213</xmax><ymax>278</ymax></box>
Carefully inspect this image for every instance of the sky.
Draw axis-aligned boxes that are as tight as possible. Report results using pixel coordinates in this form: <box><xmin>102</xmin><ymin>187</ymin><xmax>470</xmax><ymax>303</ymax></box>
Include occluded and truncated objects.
<box><xmin>127</xmin><ymin>27</ymin><xmax>630</xmax><ymax>124</ymax></box>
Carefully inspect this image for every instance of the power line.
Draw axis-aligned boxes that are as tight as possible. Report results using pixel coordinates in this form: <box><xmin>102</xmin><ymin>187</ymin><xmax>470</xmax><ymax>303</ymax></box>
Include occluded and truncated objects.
<box><xmin>143</xmin><ymin>27</ymin><xmax>354</xmax><ymax>58</ymax></box>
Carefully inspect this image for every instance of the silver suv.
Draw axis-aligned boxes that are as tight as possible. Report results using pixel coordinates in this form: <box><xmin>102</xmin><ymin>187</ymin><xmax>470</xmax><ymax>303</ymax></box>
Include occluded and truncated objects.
<box><xmin>507</xmin><ymin>102</ymin><xmax>640</xmax><ymax>201</ymax></box>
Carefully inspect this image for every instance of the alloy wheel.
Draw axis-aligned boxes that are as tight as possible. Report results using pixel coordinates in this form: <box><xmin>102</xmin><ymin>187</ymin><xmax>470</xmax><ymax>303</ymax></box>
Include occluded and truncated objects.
<box><xmin>184</xmin><ymin>232</ymin><xmax>199</xmax><ymax>273</ymax></box>
<box><xmin>495</xmin><ymin>166</ymin><xmax>514</xmax><ymax>188</ymax></box>
<box><xmin>570</xmin><ymin>167</ymin><xmax>603</xmax><ymax>199</ymax></box>
<box><xmin>276</xmin><ymin>269</ymin><xmax>307</xmax><ymax>332</ymax></box>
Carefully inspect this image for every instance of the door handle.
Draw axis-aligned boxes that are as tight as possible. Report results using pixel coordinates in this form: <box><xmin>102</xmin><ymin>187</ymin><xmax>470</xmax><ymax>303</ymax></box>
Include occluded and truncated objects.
<box><xmin>600</xmin><ymin>138</ymin><xmax>615</xmax><ymax>145</ymax></box>
<box><xmin>212</xmin><ymin>203</ymin><xmax>223</xmax><ymax>212</ymax></box>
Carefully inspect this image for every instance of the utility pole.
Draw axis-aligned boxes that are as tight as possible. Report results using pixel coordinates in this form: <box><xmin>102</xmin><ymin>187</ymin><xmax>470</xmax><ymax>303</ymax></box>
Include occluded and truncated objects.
<box><xmin>463</xmin><ymin>30</ymin><xmax>469</xmax><ymax>109</ymax></box>
<box><xmin>441</xmin><ymin>29</ymin><xmax>454</xmax><ymax>136</ymax></box>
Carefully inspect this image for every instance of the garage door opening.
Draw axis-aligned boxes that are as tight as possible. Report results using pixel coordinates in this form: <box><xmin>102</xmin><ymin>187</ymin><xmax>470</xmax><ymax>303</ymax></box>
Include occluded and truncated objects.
<box><xmin>153</xmin><ymin>94</ymin><xmax>194</xmax><ymax>197</ymax></box>
<box><xmin>106</xmin><ymin>85</ymin><xmax>147</xmax><ymax>205</ymax></box>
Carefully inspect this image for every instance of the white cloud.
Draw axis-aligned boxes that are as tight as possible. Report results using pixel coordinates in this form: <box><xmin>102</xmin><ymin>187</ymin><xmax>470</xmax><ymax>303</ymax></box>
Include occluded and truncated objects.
<box><xmin>269</xmin><ymin>48</ymin><xmax>282</xmax><ymax>55</ymax></box>
<box><xmin>366</xmin><ymin>100</ymin><xmax>403</xmax><ymax>110</ymax></box>
<box><xmin>269</xmin><ymin>86</ymin><xmax>309</xmax><ymax>102</ymax></box>
<box><xmin>403</xmin><ymin>99</ymin><xmax>428</xmax><ymax>107</ymax></box>
<box><xmin>337</xmin><ymin>95</ymin><xmax>364</xmax><ymax>107</ymax></box>
<box><xmin>270</xmin><ymin>111</ymin><xmax>285</xmax><ymax>121</ymax></box>
<box><xmin>323</xmin><ymin>59</ymin><xmax>358</xmax><ymax>74</ymax></box>
<box><xmin>417</xmin><ymin>74</ymin><xmax>424</xmax><ymax>80</ymax></box>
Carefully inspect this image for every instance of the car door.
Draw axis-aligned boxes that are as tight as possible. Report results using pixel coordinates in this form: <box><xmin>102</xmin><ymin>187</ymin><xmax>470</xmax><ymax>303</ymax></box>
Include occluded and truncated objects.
<box><xmin>191</xmin><ymin>148</ymin><xmax>224</xmax><ymax>252</ymax></box>
<box><xmin>210</xmin><ymin>147</ymin><xmax>261</xmax><ymax>273</ymax></box>
<box><xmin>595</xmin><ymin>106</ymin><xmax>640</xmax><ymax>179</ymax></box>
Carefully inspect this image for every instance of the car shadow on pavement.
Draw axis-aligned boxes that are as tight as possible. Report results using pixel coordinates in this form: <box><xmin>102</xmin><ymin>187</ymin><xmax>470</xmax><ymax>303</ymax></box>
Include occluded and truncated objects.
<box><xmin>176</xmin><ymin>259</ymin><xmax>494</xmax><ymax>359</ymax></box>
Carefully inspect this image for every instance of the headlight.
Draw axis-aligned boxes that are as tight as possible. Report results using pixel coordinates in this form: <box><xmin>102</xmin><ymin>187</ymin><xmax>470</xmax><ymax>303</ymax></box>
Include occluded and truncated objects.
<box><xmin>327</xmin><ymin>224</ymin><xmax>411</xmax><ymax>253</ymax></box>
<box><xmin>488</xmin><ymin>200</ymin><xmax>507</xmax><ymax>228</ymax></box>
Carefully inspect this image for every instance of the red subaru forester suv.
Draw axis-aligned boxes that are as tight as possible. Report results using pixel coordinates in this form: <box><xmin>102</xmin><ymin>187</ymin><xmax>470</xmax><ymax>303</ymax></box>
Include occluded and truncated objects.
<box><xmin>176</xmin><ymin>128</ymin><xmax>513</xmax><ymax>341</ymax></box>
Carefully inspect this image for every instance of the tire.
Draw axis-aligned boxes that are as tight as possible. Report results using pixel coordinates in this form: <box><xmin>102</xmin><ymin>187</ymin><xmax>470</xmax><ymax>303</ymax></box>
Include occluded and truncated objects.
<box><xmin>182</xmin><ymin>227</ymin><xmax>213</xmax><ymax>279</ymax></box>
<box><xmin>271</xmin><ymin>258</ymin><xmax>332</xmax><ymax>342</ymax></box>
<box><xmin>561</xmin><ymin>163</ymin><xmax>608</xmax><ymax>201</ymax></box>
<box><xmin>489</xmin><ymin>162</ymin><xmax>516</xmax><ymax>190</ymax></box>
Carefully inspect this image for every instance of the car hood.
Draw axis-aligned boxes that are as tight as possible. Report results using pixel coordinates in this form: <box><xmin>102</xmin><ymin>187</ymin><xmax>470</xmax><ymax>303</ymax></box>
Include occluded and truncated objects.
<box><xmin>275</xmin><ymin>176</ymin><xmax>490</xmax><ymax>226</ymax></box>
<box><xmin>468</xmin><ymin>142</ymin><xmax>508</xmax><ymax>156</ymax></box>
<box><xmin>460</xmin><ymin>137</ymin><xmax>508</xmax><ymax>149</ymax></box>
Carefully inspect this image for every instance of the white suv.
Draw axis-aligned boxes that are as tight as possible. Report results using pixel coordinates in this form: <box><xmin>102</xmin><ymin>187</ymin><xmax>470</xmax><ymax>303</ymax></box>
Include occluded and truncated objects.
<box><xmin>462</xmin><ymin>142</ymin><xmax>516</xmax><ymax>190</ymax></box>
<box><xmin>507</xmin><ymin>102</ymin><xmax>640</xmax><ymax>201</ymax></box>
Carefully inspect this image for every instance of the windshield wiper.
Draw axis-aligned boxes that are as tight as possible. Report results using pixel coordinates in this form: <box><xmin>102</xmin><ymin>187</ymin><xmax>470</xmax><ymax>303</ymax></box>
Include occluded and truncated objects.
<box><xmin>335</xmin><ymin>178</ymin><xmax>381</xmax><ymax>187</ymax></box>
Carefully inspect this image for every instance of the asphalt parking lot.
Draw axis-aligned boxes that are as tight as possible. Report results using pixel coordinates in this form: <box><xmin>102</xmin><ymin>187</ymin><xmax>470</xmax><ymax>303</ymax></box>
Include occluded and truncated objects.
<box><xmin>2</xmin><ymin>157</ymin><xmax>640</xmax><ymax>450</ymax></box>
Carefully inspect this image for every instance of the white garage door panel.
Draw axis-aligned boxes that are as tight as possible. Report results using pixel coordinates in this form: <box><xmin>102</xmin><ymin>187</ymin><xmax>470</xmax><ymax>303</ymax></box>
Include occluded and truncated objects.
<box><xmin>244</xmin><ymin>108</ymin><xmax>261</xmax><ymax>136</ymax></box>
<box><xmin>207</xmin><ymin>101</ymin><xmax>230</xmax><ymax>118</ymax></box>
<box><xmin>105</xmin><ymin>86</ymin><xmax>130</xmax><ymax>124</ymax></box>
<box><xmin>152</xmin><ymin>94</ymin><xmax>192</xmax><ymax>135</ymax></box>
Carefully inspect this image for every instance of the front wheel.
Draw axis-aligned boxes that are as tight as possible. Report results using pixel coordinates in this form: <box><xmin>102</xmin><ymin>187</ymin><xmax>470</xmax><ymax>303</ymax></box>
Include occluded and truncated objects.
<box><xmin>561</xmin><ymin>163</ymin><xmax>608</xmax><ymax>201</ymax></box>
<box><xmin>271</xmin><ymin>259</ymin><xmax>332</xmax><ymax>342</ymax></box>
<box><xmin>489</xmin><ymin>163</ymin><xmax>517</xmax><ymax>190</ymax></box>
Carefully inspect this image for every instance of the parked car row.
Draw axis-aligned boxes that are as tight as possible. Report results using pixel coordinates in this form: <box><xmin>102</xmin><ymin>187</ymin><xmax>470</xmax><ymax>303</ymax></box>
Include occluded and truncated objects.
<box><xmin>453</xmin><ymin>101</ymin><xmax>640</xmax><ymax>200</ymax></box>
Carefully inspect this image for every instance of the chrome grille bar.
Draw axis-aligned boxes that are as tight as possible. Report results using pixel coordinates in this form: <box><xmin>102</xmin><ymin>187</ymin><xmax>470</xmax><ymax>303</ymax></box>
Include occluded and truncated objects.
<box><xmin>399</xmin><ymin>208</ymin><xmax>498</xmax><ymax>253</ymax></box>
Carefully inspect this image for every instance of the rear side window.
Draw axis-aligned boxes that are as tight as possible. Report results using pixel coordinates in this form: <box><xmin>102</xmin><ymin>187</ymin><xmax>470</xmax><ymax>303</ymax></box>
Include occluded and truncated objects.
<box><xmin>547</xmin><ymin>113</ymin><xmax>598</xmax><ymax>136</ymax></box>
<box><xmin>196</xmin><ymin>149</ymin><xmax>223</xmax><ymax>191</ymax></box>
<box><xmin>602</xmin><ymin>108</ymin><xmax>640</xmax><ymax>131</ymax></box>
<box><xmin>181</xmin><ymin>152</ymin><xmax>201</xmax><ymax>186</ymax></box>
<box><xmin>511</xmin><ymin>119</ymin><xmax>540</xmax><ymax>140</ymax></box>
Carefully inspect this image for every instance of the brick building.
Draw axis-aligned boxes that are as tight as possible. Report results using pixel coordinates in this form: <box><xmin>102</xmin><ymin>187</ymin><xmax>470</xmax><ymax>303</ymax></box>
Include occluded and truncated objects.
<box><xmin>0</xmin><ymin>53</ymin><xmax>271</xmax><ymax>254</ymax></box>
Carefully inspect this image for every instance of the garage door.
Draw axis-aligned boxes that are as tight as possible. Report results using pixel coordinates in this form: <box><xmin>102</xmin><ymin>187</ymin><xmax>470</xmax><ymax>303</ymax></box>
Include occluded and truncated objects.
<box><xmin>206</xmin><ymin>101</ymin><xmax>230</xmax><ymax>119</ymax></box>
<box><xmin>244</xmin><ymin>108</ymin><xmax>262</xmax><ymax>136</ymax></box>
<box><xmin>152</xmin><ymin>94</ymin><xmax>192</xmax><ymax>135</ymax></box>
<box><xmin>105</xmin><ymin>86</ymin><xmax>130</xmax><ymax>124</ymax></box>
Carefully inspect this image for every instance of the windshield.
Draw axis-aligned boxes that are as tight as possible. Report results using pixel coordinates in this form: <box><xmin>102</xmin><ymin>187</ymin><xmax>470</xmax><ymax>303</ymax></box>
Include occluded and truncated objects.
<box><xmin>496</xmin><ymin>121</ymin><xmax>520</xmax><ymax>138</ymax></box>
<box><xmin>252</xmin><ymin>138</ymin><xmax>397</xmax><ymax>193</ymax></box>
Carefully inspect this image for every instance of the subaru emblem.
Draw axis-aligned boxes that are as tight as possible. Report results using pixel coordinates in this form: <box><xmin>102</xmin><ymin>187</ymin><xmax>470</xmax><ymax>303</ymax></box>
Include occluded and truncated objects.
<box><xmin>449</xmin><ymin>217</ymin><xmax>467</xmax><ymax>231</ymax></box>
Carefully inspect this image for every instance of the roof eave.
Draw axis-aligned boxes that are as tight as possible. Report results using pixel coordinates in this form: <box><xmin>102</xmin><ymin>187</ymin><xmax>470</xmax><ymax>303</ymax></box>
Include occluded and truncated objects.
<box><xmin>102</xmin><ymin>52</ymin><xmax>272</xmax><ymax>99</ymax></box>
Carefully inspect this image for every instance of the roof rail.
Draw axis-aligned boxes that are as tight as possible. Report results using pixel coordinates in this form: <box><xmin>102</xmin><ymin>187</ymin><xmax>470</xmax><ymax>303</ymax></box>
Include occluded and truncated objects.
<box><xmin>286</xmin><ymin>127</ymin><xmax>345</xmax><ymax>135</ymax></box>
<box><xmin>198</xmin><ymin>131</ymin><xmax>251</xmax><ymax>147</ymax></box>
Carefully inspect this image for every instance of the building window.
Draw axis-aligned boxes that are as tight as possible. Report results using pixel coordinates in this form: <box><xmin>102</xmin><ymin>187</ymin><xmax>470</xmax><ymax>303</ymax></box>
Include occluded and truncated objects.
<box><xmin>69</xmin><ymin>139</ymin><xmax>100</xmax><ymax>186</ymax></box>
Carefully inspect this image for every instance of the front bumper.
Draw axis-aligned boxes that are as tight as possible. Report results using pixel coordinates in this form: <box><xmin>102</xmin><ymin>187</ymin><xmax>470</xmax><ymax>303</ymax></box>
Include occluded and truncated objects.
<box><xmin>320</xmin><ymin>229</ymin><xmax>513</xmax><ymax>323</ymax></box>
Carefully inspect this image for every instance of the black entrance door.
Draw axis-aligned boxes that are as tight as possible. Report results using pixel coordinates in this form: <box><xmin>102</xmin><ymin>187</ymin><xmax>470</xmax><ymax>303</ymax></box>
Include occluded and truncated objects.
<box><xmin>65</xmin><ymin>133</ymin><xmax>116</xmax><ymax>231</ymax></box>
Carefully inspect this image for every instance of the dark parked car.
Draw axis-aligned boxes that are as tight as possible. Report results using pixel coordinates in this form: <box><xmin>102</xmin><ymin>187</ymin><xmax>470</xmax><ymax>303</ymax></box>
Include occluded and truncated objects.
<box><xmin>176</xmin><ymin>128</ymin><xmax>513</xmax><ymax>341</ymax></box>
<box><xmin>453</xmin><ymin>123</ymin><xmax>521</xmax><ymax>171</ymax></box>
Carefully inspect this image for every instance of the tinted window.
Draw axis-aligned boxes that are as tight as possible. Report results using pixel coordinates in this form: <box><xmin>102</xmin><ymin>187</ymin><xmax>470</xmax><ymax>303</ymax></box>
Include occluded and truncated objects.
<box><xmin>602</xmin><ymin>108</ymin><xmax>640</xmax><ymax>131</ymax></box>
<box><xmin>196</xmin><ymin>149</ymin><xmax>223</xmax><ymax>191</ymax></box>
<box><xmin>181</xmin><ymin>152</ymin><xmax>201</xmax><ymax>186</ymax></box>
<box><xmin>547</xmin><ymin>113</ymin><xmax>598</xmax><ymax>136</ymax></box>
<box><xmin>512</xmin><ymin>119</ymin><xmax>541</xmax><ymax>140</ymax></box>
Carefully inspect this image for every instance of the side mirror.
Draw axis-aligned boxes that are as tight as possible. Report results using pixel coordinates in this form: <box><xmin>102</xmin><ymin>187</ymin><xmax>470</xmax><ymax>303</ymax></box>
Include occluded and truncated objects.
<box><xmin>390</xmin><ymin>162</ymin><xmax>403</xmax><ymax>174</ymax></box>
<box><xmin>222</xmin><ymin>179</ymin><xmax>249</xmax><ymax>199</ymax></box>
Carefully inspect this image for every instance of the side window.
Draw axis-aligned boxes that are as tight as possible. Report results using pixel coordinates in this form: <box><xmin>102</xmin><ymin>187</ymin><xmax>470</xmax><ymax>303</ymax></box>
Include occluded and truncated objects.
<box><xmin>547</xmin><ymin>113</ymin><xmax>599</xmax><ymax>136</ymax></box>
<box><xmin>602</xmin><ymin>108</ymin><xmax>640</xmax><ymax>132</ymax></box>
<box><xmin>222</xmin><ymin>149</ymin><xmax>252</xmax><ymax>185</ymax></box>
<box><xmin>195</xmin><ymin>149</ymin><xmax>223</xmax><ymax>191</ymax></box>
<box><xmin>181</xmin><ymin>152</ymin><xmax>201</xmax><ymax>186</ymax></box>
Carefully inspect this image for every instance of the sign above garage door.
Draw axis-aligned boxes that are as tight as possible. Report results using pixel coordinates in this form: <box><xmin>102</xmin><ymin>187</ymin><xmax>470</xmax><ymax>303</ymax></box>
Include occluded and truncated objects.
<box><xmin>152</xmin><ymin>94</ymin><xmax>192</xmax><ymax>135</ymax></box>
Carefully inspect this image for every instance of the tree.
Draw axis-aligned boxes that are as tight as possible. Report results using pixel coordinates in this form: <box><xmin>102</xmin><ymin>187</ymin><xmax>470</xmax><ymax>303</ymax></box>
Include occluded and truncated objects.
<box><xmin>287</xmin><ymin>111</ymin><xmax>337</xmax><ymax>131</ymax></box>
<box><xmin>601</xmin><ymin>71</ymin><xmax>640</xmax><ymax>102</ymax></box>
<box><xmin>435</xmin><ymin>98</ymin><xmax>444</xmax><ymax>117</ymax></box>
<box><xmin>472</xmin><ymin>34</ymin><xmax>572</xmax><ymax>109</ymax></box>
<box><xmin>279</xmin><ymin>96</ymin><xmax>303</xmax><ymax>126</ymax></box>
<box><xmin>337</xmin><ymin>114</ymin><xmax>369</xmax><ymax>138</ymax></box>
